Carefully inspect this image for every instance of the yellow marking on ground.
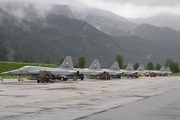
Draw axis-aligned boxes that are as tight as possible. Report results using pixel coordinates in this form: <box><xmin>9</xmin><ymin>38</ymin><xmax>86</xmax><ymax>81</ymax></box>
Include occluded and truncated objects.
<box><xmin>99</xmin><ymin>90</ymin><xmax>104</xmax><ymax>93</ymax></box>
<box><xmin>77</xmin><ymin>92</ymin><xmax>83</xmax><ymax>96</ymax></box>
<box><xmin>0</xmin><ymin>94</ymin><xmax>81</xmax><ymax>109</ymax></box>
<box><xmin>2</xmin><ymin>104</ymin><xmax>21</xmax><ymax>108</ymax></box>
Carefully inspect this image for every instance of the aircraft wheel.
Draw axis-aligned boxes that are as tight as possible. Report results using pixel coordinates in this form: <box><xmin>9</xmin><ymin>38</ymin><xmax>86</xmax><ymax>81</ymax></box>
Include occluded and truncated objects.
<box><xmin>37</xmin><ymin>80</ymin><xmax>40</xmax><ymax>83</ymax></box>
<box><xmin>46</xmin><ymin>80</ymin><xmax>49</xmax><ymax>83</ymax></box>
<box><xmin>63</xmin><ymin>78</ymin><xmax>67</xmax><ymax>81</ymax></box>
<box><xmin>80</xmin><ymin>74</ymin><xmax>84</xmax><ymax>81</ymax></box>
<box><xmin>119</xmin><ymin>75</ymin><xmax>121</xmax><ymax>79</ymax></box>
<box><xmin>73</xmin><ymin>76</ymin><xmax>77</xmax><ymax>81</ymax></box>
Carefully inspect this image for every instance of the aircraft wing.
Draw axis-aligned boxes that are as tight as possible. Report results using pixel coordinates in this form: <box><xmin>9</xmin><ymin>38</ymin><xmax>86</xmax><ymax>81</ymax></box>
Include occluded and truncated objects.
<box><xmin>136</xmin><ymin>70</ymin><xmax>148</xmax><ymax>74</ymax></box>
<box><xmin>123</xmin><ymin>70</ymin><xmax>137</xmax><ymax>75</ymax></box>
<box><xmin>102</xmin><ymin>69</ymin><xmax>123</xmax><ymax>75</ymax></box>
<box><xmin>149</xmin><ymin>70</ymin><xmax>160</xmax><ymax>74</ymax></box>
<box><xmin>1</xmin><ymin>68</ymin><xmax>30</xmax><ymax>75</ymax></box>
<box><xmin>28</xmin><ymin>69</ymin><xmax>78</xmax><ymax>76</ymax></box>
<box><xmin>78</xmin><ymin>69</ymin><xmax>104</xmax><ymax>75</ymax></box>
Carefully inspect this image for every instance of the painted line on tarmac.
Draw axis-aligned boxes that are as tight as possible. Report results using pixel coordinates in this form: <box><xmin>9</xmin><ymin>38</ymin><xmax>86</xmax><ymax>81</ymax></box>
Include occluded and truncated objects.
<box><xmin>0</xmin><ymin>90</ymin><xmax>100</xmax><ymax>109</ymax></box>
<box><xmin>0</xmin><ymin>94</ymin><xmax>82</xmax><ymax>109</ymax></box>
<box><xmin>0</xmin><ymin>89</ymin><xmax>108</xmax><ymax>109</ymax></box>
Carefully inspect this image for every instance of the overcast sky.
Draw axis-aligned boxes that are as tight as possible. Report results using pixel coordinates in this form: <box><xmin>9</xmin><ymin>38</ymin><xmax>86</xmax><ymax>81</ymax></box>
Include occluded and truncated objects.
<box><xmin>1</xmin><ymin>0</ymin><xmax>180</xmax><ymax>18</ymax></box>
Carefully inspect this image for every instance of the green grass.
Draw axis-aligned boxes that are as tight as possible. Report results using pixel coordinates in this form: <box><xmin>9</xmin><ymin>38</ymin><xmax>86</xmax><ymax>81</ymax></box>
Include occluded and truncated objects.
<box><xmin>169</xmin><ymin>73</ymin><xmax>180</xmax><ymax>76</ymax></box>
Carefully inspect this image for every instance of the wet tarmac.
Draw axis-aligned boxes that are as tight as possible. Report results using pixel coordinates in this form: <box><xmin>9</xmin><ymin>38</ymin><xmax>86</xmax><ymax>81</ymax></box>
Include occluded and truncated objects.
<box><xmin>0</xmin><ymin>77</ymin><xmax>180</xmax><ymax>120</ymax></box>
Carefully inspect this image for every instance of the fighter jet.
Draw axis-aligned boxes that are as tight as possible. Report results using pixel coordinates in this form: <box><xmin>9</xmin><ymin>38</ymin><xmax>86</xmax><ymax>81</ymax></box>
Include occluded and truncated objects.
<box><xmin>75</xmin><ymin>59</ymin><xmax>104</xmax><ymax>79</ymax></box>
<box><xmin>164</xmin><ymin>67</ymin><xmax>172</xmax><ymax>74</ymax></box>
<box><xmin>135</xmin><ymin>64</ymin><xmax>148</xmax><ymax>76</ymax></box>
<box><xmin>121</xmin><ymin>63</ymin><xmax>138</xmax><ymax>78</ymax></box>
<box><xmin>148</xmin><ymin>66</ymin><xmax>169</xmax><ymax>77</ymax></box>
<box><xmin>1</xmin><ymin>56</ymin><xmax>83</xmax><ymax>81</ymax></box>
<box><xmin>102</xmin><ymin>62</ymin><xmax>123</xmax><ymax>79</ymax></box>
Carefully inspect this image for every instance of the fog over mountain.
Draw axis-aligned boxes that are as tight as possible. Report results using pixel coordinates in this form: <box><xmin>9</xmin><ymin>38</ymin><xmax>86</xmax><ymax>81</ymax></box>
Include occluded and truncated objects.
<box><xmin>0</xmin><ymin>1</ymin><xmax>180</xmax><ymax>66</ymax></box>
<box><xmin>130</xmin><ymin>13</ymin><xmax>180</xmax><ymax>30</ymax></box>
<box><xmin>1</xmin><ymin>0</ymin><xmax>180</xmax><ymax>31</ymax></box>
<box><xmin>1</xmin><ymin>0</ymin><xmax>180</xmax><ymax>18</ymax></box>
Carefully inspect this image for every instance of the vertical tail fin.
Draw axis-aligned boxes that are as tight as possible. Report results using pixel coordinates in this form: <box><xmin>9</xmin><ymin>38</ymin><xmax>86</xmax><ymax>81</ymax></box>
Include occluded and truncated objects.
<box><xmin>165</xmin><ymin>67</ymin><xmax>172</xmax><ymax>73</ymax></box>
<box><xmin>59</xmin><ymin>56</ymin><xmax>74</xmax><ymax>70</ymax></box>
<box><xmin>125</xmin><ymin>63</ymin><xmax>134</xmax><ymax>71</ymax></box>
<box><xmin>110</xmin><ymin>62</ymin><xmax>120</xmax><ymax>71</ymax></box>
<box><xmin>165</xmin><ymin>67</ymin><xmax>170</xmax><ymax>71</ymax></box>
<box><xmin>89</xmin><ymin>59</ymin><xmax>101</xmax><ymax>70</ymax></box>
<box><xmin>159</xmin><ymin>66</ymin><xmax>165</xmax><ymax>71</ymax></box>
<box><xmin>137</xmin><ymin>64</ymin><xmax>144</xmax><ymax>71</ymax></box>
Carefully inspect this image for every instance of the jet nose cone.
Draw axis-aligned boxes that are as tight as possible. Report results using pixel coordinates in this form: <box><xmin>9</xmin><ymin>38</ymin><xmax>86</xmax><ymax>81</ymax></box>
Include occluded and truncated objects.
<box><xmin>1</xmin><ymin>71</ymin><xmax>10</xmax><ymax>74</ymax></box>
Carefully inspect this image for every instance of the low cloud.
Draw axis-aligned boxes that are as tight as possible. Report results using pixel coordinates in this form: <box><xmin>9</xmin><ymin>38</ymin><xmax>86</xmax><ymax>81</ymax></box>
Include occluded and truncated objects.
<box><xmin>1</xmin><ymin>0</ymin><xmax>180</xmax><ymax>18</ymax></box>
<box><xmin>101</xmin><ymin>0</ymin><xmax>180</xmax><ymax>7</ymax></box>
<box><xmin>0</xmin><ymin>1</ymin><xmax>52</xmax><ymax>19</ymax></box>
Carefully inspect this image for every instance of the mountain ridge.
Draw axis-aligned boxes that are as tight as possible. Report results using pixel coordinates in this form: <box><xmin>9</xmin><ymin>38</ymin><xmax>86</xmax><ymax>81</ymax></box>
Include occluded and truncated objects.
<box><xmin>130</xmin><ymin>13</ymin><xmax>180</xmax><ymax>30</ymax></box>
<box><xmin>0</xmin><ymin>3</ymin><xmax>180</xmax><ymax>67</ymax></box>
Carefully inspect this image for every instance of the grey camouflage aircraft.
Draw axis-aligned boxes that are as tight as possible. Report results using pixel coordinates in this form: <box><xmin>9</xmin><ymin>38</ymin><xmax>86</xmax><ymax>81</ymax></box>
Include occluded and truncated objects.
<box><xmin>149</xmin><ymin>66</ymin><xmax>172</xmax><ymax>77</ymax></box>
<box><xmin>75</xmin><ymin>59</ymin><xmax>104</xmax><ymax>79</ymax></box>
<box><xmin>135</xmin><ymin>64</ymin><xmax>148</xmax><ymax>75</ymax></box>
<box><xmin>102</xmin><ymin>62</ymin><xmax>123</xmax><ymax>79</ymax></box>
<box><xmin>121</xmin><ymin>63</ymin><xmax>138</xmax><ymax>78</ymax></box>
<box><xmin>1</xmin><ymin>56</ymin><xmax>84</xmax><ymax>81</ymax></box>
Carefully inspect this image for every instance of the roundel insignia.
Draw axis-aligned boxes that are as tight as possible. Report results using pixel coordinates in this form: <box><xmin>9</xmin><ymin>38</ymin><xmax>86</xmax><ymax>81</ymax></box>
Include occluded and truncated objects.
<box><xmin>114</xmin><ymin>65</ymin><xmax>117</xmax><ymax>68</ymax></box>
<box><xmin>94</xmin><ymin>63</ymin><xmax>97</xmax><ymax>67</ymax></box>
<box><xmin>128</xmin><ymin>66</ymin><xmax>131</xmax><ymax>68</ymax></box>
<box><xmin>65</xmin><ymin>61</ymin><xmax>69</xmax><ymax>65</ymax></box>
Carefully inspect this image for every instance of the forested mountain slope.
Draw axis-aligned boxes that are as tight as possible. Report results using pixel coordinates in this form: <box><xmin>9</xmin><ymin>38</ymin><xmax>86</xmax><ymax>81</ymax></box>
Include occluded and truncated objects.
<box><xmin>0</xmin><ymin>4</ymin><xmax>180</xmax><ymax>67</ymax></box>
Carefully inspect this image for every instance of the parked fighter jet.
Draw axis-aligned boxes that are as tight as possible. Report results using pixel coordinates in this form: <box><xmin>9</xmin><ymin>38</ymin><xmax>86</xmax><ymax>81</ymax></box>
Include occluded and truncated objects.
<box><xmin>121</xmin><ymin>63</ymin><xmax>138</xmax><ymax>78</ymax></box>
<box><xmin>164</xmin><ymin>67</ymin><xmax>172</xmax><ymax>74</ymax></box>
<box><xmin>75</xmin><ymin>59</ymin><xmax>104</xmax><ymax>79</ymax></box>
<box><xmin>102</xmin><ymin>62</ymin><xmax>122</xmax><ymax>79</ymax></box>
<box><xmin>1</xmin><ymin>56</ymin><xmax>83</xmax><ymax>81</ymax></box>
<box><xmin>148</xmin><ymin>66</ymin><xmax>171</xmax><ymax>77</ymax></box>
<box><xmin>135</xmin><ymin>64</ymin><xmax>148</xmax><ymax>76</ymax></box>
